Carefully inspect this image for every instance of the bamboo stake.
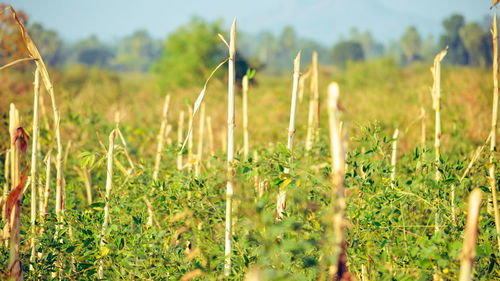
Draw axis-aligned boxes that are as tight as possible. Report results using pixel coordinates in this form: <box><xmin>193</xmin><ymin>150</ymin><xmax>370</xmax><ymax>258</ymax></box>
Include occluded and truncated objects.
<box><xmin>305</xmin><ymin>80</ymin><xmax>315</xmax><ymax>151</ymax></box>
<box><xmin>431</xmin><ymin>47</ymin><xmax>447</xmax><ymax>182</ymax></box>
<box><xmin>277</xmin><ymin>51</ymin><xmax>301</xmax><ymax>219</ymax></box>
<box><xmin>153</xmin><ymin>94</ymin><xmax>170</xmax><ymax>181</ymax></box>
<box><xmin>361</xmin><ymin>264</ymin><xmax>367</xmax><ymax>281</ymax></box>
<box><xmin>195</xmin><ymin>104</ymin><xmax>205</xmax><ymax>177</ymax></box>
<box><xmin>225</xmin><ymin>18</ymin><xmax>236</xmax><ymax>277</ymax></box>
<box><xmin>390</xmin><ymin>129</ymin><xmax>399</xmax><ymax>189</ymax></box>
<box><xmin>9</xmin><ymin>103</ymin><xmax>22</xmax><ymax>281</ymax></box>
<box><xmin>243</xmin><ymin>75</ymin><xmax>249</xmax><ymax>159</ymax></box>
<box><xmin>188</xmin><ymin>105</ymin><xmax>194</xmax><ymax>172</ymax></box>
<box><xmin>312</xmin><ymin>51</ymin><xmax>320</xmax><ymax>140</ymax></box>
<box><xmin>298</xmin><ymin>68</ymin><xmax>310</xmax><ymax>103</ymax></box>
<box><xmin>98</xmin><ymin>129</ymin><xmax>116</xmax><ymax>279</ymax></box>
<box><xmin>489</xmin><ymin>11</ymin><xmax>500</xmax><ymax>253</ymax></box>
<box><xmin>30</xmin><ymin>67</ymin><xmax>41</xmax><ymax>267</ymax></box>
<box><xmin>177</xmin><ymin>110</ymin><xmax>185</xmax><ymax>170</ymax></box>
<box><xmin>326</xmin><ymin>82</ymin><xmax>348</xmax><ymax>279</ymax></box>
<box><xmin>54</xmin><ymin>112</ymin><xmax>63</xmax><ymax>223</ymax></box>
<box><xmin>459</xmin><ymin>189</ymin><xmax>482</xmax><ymax>281</ymax></box>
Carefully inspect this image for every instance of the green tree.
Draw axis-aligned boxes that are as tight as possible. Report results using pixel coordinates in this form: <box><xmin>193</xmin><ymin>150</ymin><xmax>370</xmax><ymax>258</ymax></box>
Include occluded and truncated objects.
<box><xmin>400</xmin><ymin>26</ymin><xmax>422</xmax><ymax>64</ymax></box>
<box><xmin>439</xmin><ymin>14</ymin><xmax>468</xmax><ymax>65</ymax></box>
<box><xmin>349</xmin><ymin>28</ymin><xmax>385</xmax><ymax>59</ymax></box>
<box><xmin>112</xmin><ymin>30</ymin><xmax>162</xmax><ymax>72</ymax></box>
<box><xmin>72</xmin><ymin>35</ymin><xmax>115</xmax><ymax>67</ymax></box>
<box><xmin>151</xmin><ymin>17</ymin><xmax>225</xmax><ymax>88</ymax></box>
<box><xmin>331</xmin><ymin>41</ymin><xmax>364</xmax><ymax>68</ymax></box>
<box><xmin>459</xmin><ymin>22</ymin><xmax>489</xmax><ymax>67</ymax></box>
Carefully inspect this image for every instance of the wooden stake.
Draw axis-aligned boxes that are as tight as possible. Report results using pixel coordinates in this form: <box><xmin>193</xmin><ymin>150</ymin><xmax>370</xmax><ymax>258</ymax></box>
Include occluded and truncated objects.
<box><xmin>431</xmin><ymin>47</ymin><xmax>447</xmax><ymax>182</ymax></box>
<box><xmin>326</xmin><ymin>83</ymin><xmax>348</xmax><ymax>279</ymax></box>
<box><xmin>153</xmin><ymin>94</ymin><xmax>170</xmax><ymax>181</ymax></box>
<box><xmin>9</xmin><ymin>103</ymin><xmax>22</xmax><ymax>281</ymax></box>
<box><xmin>225</xmin><ymin>18</ymin><xmax>236</xmax><ymax>277</ymax></box>
<box><xmin>177</xmin><ymin>110</ymin><xmax>185</xmax><ymax>170</ymax></box>
<box><xmin>276</xmin><ymin>51</ymin><xmax>301</xmax><ymax>219</ymax></box>
<box><xmin>390</xmin><ymin>129</ymin><xmax>399</xmax><ymax>189</ymax></box>
<box><xmin>98</xmin><ymin>129</ymin><xmax>116</xmax><ymax>279</ymax></box>
<box><xmin>30</xmin><ymin>67</ymin><xmax>41</xmax><ymax>267</ymax></box>
<box><xmin>243</xmin><ymin>75</ymin><xmax>249</xmax><ymax>159</ymax></box>
<box><xmin>459</xmin><ymin>189</ymin><xmax>482</xmax><ymax>281</ymax></box>
<box><xmin>489</xmin><ymin>10</ymin><xmax>500</xmax><ymax>253</ymax></box>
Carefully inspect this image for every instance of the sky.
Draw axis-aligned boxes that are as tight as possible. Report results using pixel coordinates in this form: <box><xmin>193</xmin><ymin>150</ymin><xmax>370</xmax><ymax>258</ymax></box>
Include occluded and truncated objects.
<box><xmin>13</xmin><ymin>0</ymin><xmax>492</xmax><ymax>45</ymax></box>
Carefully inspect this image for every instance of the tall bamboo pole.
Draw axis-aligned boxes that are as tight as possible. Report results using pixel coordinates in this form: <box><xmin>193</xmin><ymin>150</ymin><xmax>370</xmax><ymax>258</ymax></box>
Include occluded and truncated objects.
<box><xmin>276</xmin><ymin>51</ymin><xmax>301</xmax><ymax>219</ymax></box>
<box><xmin>98</xmin><ymin>129</ymin><xmax>116</xmax><ymax>279</ymax></box>
<box><xmin>225</xmin><ymin>18</ymin><xmax>236</xmax><ymax>277</ymax></box>
<box><xmin>30</xmin><ymin>67</ymin><xmax>41</xmax><ymax>267</ymax></box>
<box><xmin>243</xmin><ymin>75</ymin><xmax>249</xmax><ymax>159</ymax></box>
<box><xmin>306</xmin><ymin>52</ymin><xmax>319</xmax><ymax>151</ymax></box>
<box><xmin>489</xmin><ymin>11</ymin><xmax>500</xmax><ymax>253</ymax></box>
<box><xmin>177</xmin><ymin>110</ymin><xmax>185</xmax><ymax>170</ymax></box>
<box><xmin>153</xmin><ymin>94</ymin><xmax>170</xmax><ymax>181</ymax></box>
<box><xmin>54</xmin><ymin>112</ymin><xmax>63</xmax><ymax>223</ymax></box>
<box><xmin>459</xmin><ymin>189</ymin><xmax>482</xmax><ymax>281</ymax></box>
<box><xmin>312</xmin><ymin>51</ymin><xmax>320</xmax><ymax>140</ymax></box>
<box><xmin>326</xmin><ymin>82</ymin><xmax>348</xmax><ymax>279</ymax></box>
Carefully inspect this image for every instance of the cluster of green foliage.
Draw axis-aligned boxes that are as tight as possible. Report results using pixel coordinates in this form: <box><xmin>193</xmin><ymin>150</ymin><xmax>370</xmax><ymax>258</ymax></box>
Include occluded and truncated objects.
<box><xmin>1</xmin><ymin>120</ymin><xmax>499</xmax><ymax>280</ymax></box>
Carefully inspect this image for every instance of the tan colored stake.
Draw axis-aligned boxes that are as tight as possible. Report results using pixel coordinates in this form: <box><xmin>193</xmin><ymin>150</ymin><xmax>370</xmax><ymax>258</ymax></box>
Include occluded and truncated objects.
<box><xmin>459</xmin><ymin>189</ymin><xmax>482</xmax><ymax>281</ymax></box>
<box><xmin>276</xmin><ymin>51</ymin><xmax>301</xmax><ymax>219</ymax></box>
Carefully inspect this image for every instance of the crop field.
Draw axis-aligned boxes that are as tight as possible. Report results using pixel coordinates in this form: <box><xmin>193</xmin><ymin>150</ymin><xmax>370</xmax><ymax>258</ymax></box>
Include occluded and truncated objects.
<box><xmin>1</xmin><ymin>2</ymin><xmax>500</xmax><ymax>281</ymax></box>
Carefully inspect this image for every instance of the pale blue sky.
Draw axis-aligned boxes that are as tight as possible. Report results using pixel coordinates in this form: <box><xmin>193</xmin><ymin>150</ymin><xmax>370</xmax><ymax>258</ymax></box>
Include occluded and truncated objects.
<box><xmin>13</xmin><ymin>0</ymin><xmax>491</xmax><ymax>45</ymax></box>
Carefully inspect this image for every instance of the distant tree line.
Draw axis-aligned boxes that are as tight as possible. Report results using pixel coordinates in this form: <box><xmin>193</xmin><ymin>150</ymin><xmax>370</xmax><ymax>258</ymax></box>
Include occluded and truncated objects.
<box><xmin>0</xmin><ymin>9</ymin><xmax>494</xmax><ymax>87</ymax></box>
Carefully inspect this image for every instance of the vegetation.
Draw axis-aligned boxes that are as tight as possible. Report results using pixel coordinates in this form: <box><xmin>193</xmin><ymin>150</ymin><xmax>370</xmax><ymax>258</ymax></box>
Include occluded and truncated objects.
<box><xmin>1</xmin><ymin>4</ymin><xmax>500</xmax><ymax>281</ymax></box>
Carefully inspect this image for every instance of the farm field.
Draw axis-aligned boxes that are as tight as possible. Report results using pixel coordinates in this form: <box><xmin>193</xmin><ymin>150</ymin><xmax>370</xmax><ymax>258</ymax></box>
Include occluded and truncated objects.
<box><xmin>1</xmin><ymin>2</ymin><xmax>500</xmax><ymax>281</ymax></box>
